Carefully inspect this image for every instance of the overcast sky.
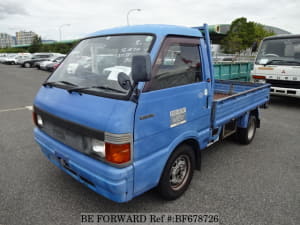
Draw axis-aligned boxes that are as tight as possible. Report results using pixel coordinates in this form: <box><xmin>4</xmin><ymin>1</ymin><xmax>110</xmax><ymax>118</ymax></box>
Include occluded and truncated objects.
<box><xmin>0</xmin><ymin>0</ymin><xmax>299</xmax><ymax>41</ymax></box>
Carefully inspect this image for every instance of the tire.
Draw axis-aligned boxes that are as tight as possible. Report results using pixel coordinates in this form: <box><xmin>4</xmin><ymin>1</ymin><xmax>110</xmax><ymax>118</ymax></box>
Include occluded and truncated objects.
<box><xmin>157</xmin><ymin>144</ymin><xmax>195</xmax><ymax>200</ymax></box>
<box><xmin>236</xmin><ymin>115</ymin><xmax>257</xmax><ymax>145</ymax></box>
<box><xmin>24</xmin><ymin>62</ymin><xmax>31</xmax><ymax>68</ymax></box>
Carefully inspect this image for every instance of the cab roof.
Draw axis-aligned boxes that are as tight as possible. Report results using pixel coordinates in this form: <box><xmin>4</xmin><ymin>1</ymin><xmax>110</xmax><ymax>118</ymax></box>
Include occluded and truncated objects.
<box><xmin>264</xmin><ymin>34</ymin><xmax>300</xmax><ymax>40</ymax></box>
<box><xmin>87</xmin><ymin>24</ymin><xmax>203</xmax><ymax>39</ymax></box>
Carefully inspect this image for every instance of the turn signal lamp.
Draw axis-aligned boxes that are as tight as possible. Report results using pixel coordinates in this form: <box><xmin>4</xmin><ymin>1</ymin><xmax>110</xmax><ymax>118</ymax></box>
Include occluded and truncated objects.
<box><xmin>105</xmin><ymin>143</ymin><xmax>131</xmax><ymax>164</ymax></box>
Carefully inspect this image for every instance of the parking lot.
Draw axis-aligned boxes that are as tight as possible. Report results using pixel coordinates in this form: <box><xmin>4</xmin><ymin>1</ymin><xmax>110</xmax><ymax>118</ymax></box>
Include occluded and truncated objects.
<box><xmin>0</xmin><ymin>63</ymin><xmax>299</xmax><ymax>225</ymax></box>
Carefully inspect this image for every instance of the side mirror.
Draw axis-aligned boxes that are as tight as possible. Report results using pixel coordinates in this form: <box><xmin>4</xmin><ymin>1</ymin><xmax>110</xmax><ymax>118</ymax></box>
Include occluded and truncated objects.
<box><xmin>132</xmin><ymin>54</ymin><xmax>151</xmax><ymax>83</ymax></box>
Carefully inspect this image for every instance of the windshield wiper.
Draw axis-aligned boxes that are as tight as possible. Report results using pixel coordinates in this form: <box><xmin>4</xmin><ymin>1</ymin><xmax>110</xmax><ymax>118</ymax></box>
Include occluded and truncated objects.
<box><xmin>67</xmin><ymin>85</ymin><xmax>126</xmax><ymax>94</ymax></box>
<box><xmin>265</xmin><ymin>59</ymin><xmax>300</xmax><ymax>66</ymax></box>
<box><xmin>43</xmin><ymin>80</ymin><xmax>78</xmax><ymax>87</ymax></box>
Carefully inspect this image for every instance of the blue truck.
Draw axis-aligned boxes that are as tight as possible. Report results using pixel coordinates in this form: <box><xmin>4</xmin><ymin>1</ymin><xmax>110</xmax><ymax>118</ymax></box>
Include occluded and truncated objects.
<box><xmin>33</xmin><ymin>24</ymin><xmax>270</xmax><ymax>203</ymax></box>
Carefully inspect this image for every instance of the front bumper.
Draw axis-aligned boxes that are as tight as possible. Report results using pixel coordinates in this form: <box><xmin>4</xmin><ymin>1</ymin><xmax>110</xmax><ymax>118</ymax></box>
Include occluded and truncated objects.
<box><xmin>270</xmin><ymin>87</ymin><xmax>300</xmax><ymax>98</ymax></box>
<box><xmin>34</xmin><ymin>128</ymin><xmax>134</xmax><ymax>203</ymax></box>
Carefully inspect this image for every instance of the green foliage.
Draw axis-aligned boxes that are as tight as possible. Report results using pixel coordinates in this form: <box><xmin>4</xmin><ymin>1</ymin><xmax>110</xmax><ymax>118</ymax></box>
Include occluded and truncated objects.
<box><xmin>28</xmin><ymin>35</ymin><xmax>43</xmax><ymax>53</ymax></box>
<box><xmin>0</xmin><ymin>48</ymin><xmax>28</xmax><ymax>53</ymax></box>
<box><xmin>253</xmin><ymin>23</ymin><xmax>275</xmax><ymax>41</ymax></box>
<box><xmin>40</xmin><ymin>41</ymin><xmax>79</xmax><ymax>54</ymax></box>
<box><xmin>221</xmin><ymin>17</ymin><xmax>275</xmax><ymax>54</ymax></box>
<box><xmin>0</xmin><ymin>40</ymin><xmax>79</xmax><ymax>54</ymax></box>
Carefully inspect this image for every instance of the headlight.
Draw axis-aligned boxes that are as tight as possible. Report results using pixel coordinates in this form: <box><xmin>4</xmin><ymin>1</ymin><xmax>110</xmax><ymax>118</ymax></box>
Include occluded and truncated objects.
<box><xmin>91</xmin><ymin>139</ymin><xmax>131</xmax><ymax>164</ymax></box>
<box><xmin>91</xmin><ymin>133</ymin><xmax>131</xmax><ymax>164</ymax></box>
<box><xmin>91</xmin><ymin>139</ymin><xmax>105</xmax><ymax>158</ymax></box>
<box><xmin>33</xmin><ymin>112</ymin><xmax>43</xmax><ymax>127</ymax></box>
<box><xmin>37</xmin><ymin>114</ymin><xmax>43</xmax><ymax>126</ymax></box>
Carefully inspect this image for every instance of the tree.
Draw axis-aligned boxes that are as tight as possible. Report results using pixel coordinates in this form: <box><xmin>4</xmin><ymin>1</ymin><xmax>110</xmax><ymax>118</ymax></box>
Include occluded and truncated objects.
<box><xmin>221</xmin><ymin>17</ymin><xmax>275</xmax><ymax>54</ymax></box>
<box><xmin>28</xmin><ymin>35</ymin><xmax>42</xmax><ymax>53</ymax></box>
<box><xmin>253</xmin><ymin>23</ymin><xmax>275</xmax><ymax>42</ymax></box>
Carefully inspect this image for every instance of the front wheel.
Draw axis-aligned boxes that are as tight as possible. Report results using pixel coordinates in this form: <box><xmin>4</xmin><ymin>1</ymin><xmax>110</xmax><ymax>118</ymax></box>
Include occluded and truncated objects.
<box><xmin>157</xmin><ymin>144</ymin><xmax>195</xmax><ymax>200</ymax></box>
<box><xmin>236</xmin><ymin>115</ymin><xmax>257</xmax><ymax>145</ymax></box>
<box><xmin>24</xmin><ymin>62</ymin><xmax>31</xmax><ymax>68</ymax></box>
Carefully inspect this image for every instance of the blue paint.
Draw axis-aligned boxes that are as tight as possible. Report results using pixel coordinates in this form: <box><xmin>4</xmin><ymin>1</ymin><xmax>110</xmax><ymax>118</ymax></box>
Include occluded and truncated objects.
<box><xmin>33</xmin><ymin>24</ymin><xmax>270</xmax><ymax>202</ymax></box>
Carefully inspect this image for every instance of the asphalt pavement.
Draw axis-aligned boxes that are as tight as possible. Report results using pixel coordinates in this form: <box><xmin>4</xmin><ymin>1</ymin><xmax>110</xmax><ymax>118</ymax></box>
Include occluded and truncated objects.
<box><xmin>0</xmin><ymin>64</ymin><xmax>299</xmax><ymax>225</ymax></box>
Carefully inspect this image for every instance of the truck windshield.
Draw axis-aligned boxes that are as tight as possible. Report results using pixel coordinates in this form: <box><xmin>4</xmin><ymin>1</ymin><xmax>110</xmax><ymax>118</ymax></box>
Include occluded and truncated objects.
<box><xmin>47</xmin><ymin>34</ymin><xmax>154</xmax><ymax>98</ymax></box>
<box><xmin>256</xmin><ymin>37</ymin><xmax>300</xmax><ymax>65</ymax></box>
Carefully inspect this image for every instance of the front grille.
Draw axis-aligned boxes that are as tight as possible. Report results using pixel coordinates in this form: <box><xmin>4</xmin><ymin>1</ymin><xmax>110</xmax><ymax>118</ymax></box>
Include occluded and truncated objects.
<box><xmin>266</xmin><ymin>79</ymin><xmax>300</xmax><ymax>89</ymax></box>
<box><xmin>41</xmin><ymin>120</ymin><xmax>87</xmax><ymax>153</ymax></box>
<box><xmin>34</xmin><ymin>107</ymin><xmax>106</xmax><ymax>155</ymax></box>
<box><xmin>34</xmin><ymin>107</ymin><xmax>132</xmax><ymax>156</ymax></box>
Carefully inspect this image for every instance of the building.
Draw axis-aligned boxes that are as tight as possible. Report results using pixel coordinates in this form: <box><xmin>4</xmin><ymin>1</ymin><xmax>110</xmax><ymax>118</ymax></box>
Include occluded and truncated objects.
<box><xmin>0</xmin><ymin>33</ymin><xmax>15</xmax><ymax>48</ymax></box>
<box><xmin>16</xmin><ymin>31</ymin><xmax>37</xmax><ymax>45</ymax></box>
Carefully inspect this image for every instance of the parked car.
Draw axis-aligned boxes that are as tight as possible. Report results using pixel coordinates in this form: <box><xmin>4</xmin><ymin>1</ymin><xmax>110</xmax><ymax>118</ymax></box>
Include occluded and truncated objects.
<box><xmin>21</xmin><ymin>53</ymin><xmax>61</xmax><ymax>68</ymax></box>
<box><xmin>16</xmin><ymin>54</ymin><xmax>32</xmax><ymax>65</ymax></box>
<box><xmin>2</xmin><ymin>54</ymin><xmax>17</xmax><ymax>64</ymax></box>
<box><xmin>0</xmin><ymin>53</ymin><xmax>16</xmax><ymax>63</ymax></box>
<box><xmin>0</xmin><ymin>53</ymin><xmax>8</xmax><ymax>63</ymax></box>
<box><xmin>1</xmin><ymin>53</ymin><xmax>33</xmax><ymax>65</ymax></box>
<box><xmin>45</xmin><ymin>57</ymin><xmax>65</xmax><ymax>71</ymax></box>
<box><xmin>38</xmin><ymin>55</ymin><xmax>65</xmax><ymax>70</ymax></box>
<box><xmin>46</xmin><ymin>61</ymin><xmax>61</xmax><ymax>72</ymax></box>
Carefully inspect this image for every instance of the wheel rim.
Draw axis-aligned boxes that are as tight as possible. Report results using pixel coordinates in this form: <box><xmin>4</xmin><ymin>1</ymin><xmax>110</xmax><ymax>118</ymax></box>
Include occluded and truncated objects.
<box><xmin>169</xmin><ymin>154</ymin><xmax>191</xmax><ymax>191</ymax></box>
<box><xmin>247</xmin><ymin>118</ymin><xmax>255</xmax><ymax>140</ymax></box>
<box><xmin>25</xmin><ymin>63</ymin><xmax>30</xmax><ymax>68</ymax></box>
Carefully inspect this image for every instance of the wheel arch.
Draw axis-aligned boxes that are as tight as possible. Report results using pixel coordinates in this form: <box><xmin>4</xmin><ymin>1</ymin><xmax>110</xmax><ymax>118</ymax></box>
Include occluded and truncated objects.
<box><xmin>161</xmin><ymin>136</ymin><xmax>201</xmax><ymax>179</ymax></box>
<box><xmin>237</xmin><ymin>108</ymin><xmax>260</xmax><ymax>129</ymax></box>
<box><xmin>250</xmin><ymin>108</ymin><xmax>260</xmax><ymax>128</ymax></box>
<box><xmin>180</xmin><ymin>139</ymin><xmax>201</xmax><ymax>170</ymax></box>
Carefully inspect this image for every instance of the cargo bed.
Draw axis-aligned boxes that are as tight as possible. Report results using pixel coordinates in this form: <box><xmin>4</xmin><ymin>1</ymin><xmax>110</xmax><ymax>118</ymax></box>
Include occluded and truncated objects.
<box><xmin>213</xmin><ymin>62</ymin><xmax>253</xmax><ymax>81</ymax></box>
<box><xmin>212</xmin><ymin>80</ymin><xmax>271</xmax><ymax>128</ymax></box>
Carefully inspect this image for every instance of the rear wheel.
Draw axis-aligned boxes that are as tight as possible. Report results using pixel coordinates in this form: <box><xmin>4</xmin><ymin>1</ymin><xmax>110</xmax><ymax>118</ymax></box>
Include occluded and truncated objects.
<box><xmin>236</xmin><ymin>115</ymin><xmax>257</xmax><ymax>145</ymax></box>
<box><xmin>158</xmin><ymin>144</ymin><xmax>195</xmax><ymax>200</ymax></box>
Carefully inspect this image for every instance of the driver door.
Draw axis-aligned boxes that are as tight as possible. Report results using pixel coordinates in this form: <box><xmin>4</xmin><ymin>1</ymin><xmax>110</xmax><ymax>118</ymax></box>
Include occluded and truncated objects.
<box><xmin>133</xmin><ymin>36</ymin><xmax>211</xmax><ymax>194</ymax></box>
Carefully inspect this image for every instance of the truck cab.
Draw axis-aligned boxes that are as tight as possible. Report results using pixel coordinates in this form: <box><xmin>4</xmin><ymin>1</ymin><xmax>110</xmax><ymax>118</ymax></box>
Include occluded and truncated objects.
<box><xmin>33</xmin><ymin>24</ymin><xmax>270</xmax><ymax>202</ymax></box>
<box><xmin>252</xmin><ymin>35</ymin><xmax>300</xmax><ymax>98</ymax></box>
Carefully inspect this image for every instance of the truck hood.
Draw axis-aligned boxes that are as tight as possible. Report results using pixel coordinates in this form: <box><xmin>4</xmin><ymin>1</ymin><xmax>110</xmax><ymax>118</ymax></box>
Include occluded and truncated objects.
<box><xmin>34</xmin><ymin>86</ymin><xmax>136</xmax><ymax>134</ymax></box>
<box><xmin>252</xmin><ymin>65</ymin><xmax>300</xmax><ymax>82</ymax></box>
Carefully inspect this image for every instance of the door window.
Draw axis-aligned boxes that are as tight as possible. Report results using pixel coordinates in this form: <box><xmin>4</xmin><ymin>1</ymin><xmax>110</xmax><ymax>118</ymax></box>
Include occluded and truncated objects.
<box><xmin>148</xmin><ymin>38</ymin><xmax>202</xmax><ymax>91</ymax></box>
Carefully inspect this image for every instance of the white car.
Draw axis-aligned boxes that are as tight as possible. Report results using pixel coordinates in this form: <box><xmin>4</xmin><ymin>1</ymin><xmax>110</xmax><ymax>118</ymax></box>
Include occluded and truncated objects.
<box><xmin>0</xmin><ymin>54</ymin><xmax>8</xmax><ymax>63</ymax></box>
<box><xmin>16</xmin><ymin>54</ymin><xmax>32</xmax><ymax>65</ymax></box>
<box><xmin>103</xmin><ymin>66</ymin><xmax>131</xmax><ymax>81</ymax></box>
<box><xmin>3</xmin><ymin>54</ymin><xmax>17</xmax><ymax>64</ymax></box>
<box><xmin>39</xmin><ymin>55</ymin><xmax>65</xmax><ymax>70</ymax></box>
